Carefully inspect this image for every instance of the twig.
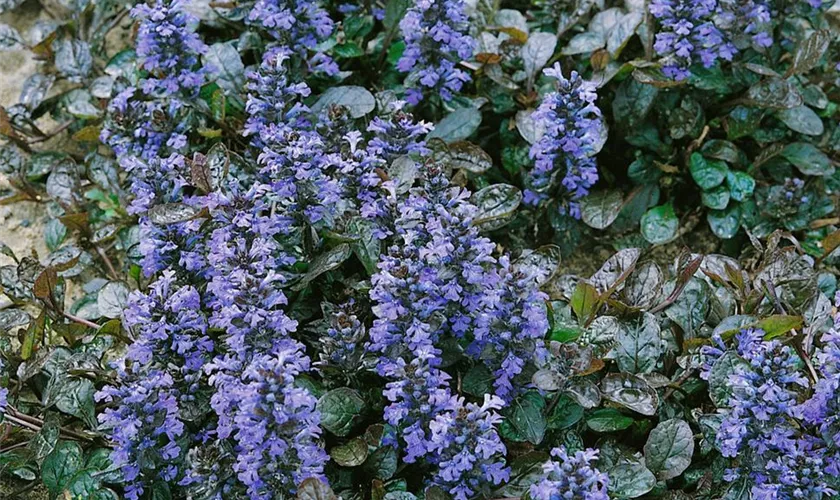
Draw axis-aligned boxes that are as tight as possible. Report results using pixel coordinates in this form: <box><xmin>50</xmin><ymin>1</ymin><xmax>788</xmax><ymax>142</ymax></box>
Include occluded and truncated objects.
<box><xmin>27</xmin><ymin>121</ymin><xmax>73</xmax><ymax>144</ymax></box>
<box><xmin>96</xmin><ymin>246</ymin><xmax>120</xmax><ymax>281</ymax></box>
<box><xmin>63</xmin><ymin>311</ymin><xmax>101</xmax><ymax>330</ymax></box>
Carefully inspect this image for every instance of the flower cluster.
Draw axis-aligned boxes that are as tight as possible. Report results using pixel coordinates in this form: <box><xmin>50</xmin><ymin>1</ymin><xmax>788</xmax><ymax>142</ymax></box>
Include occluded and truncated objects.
<box><xmin>716</xmin><ymin>0</ymin><xmax>773</xmax><ymax>48</ymax></box>
<box><xmin>123</xmin><ymin>270</ymin><xmax>213</xmax><ymax>379</ymax></box>
<box><xmin>798</xmin><ymin>294</ymin><xmax>840</xmax><ymax>479</ymax></box>
<box><xmin>713</xmin><ymin>329</ymin><xmax>838</xmax><ymax>498</ymax></box>
<box><xmin>650</xmin><ymin>0</ymin><xmax>735</xmax><ymax>80</ymax></box>
<box><xmin>428</xmin><ymin>395</ymin><xmax>510</xmax><ymax>500</ymax></box>
<box><xmin>527</xmin><ymin>64</ymin><xmax>603</xmax><ymax>219</ymax></box>
<box><xmin>210</xmin><ymin>346</ymin><xmax>328</xmax><ymax>499</ymax></box>
<box><xmin>101</xmin><ymin>0</ymin><xmax>207</xmax><ymax>159</ymax></box>
<box><xmin>529</xmin><ymin>446</ymin><xmax>610</xmax><ymax>500</ymax></box>
<box><xmin>248</xmin><ymin>0</ymin><xmax>337</xmax><ymax>75</ymax></box>
<box><xmin>96</xmin><ymin>370</ymin><xmax>186</xmax><ymax>500</ymax></box>
<box><xmin>367</xmin><ymin>168</ymin><xmax>548</xmax><ymax>493</ymax></box>
<box><xmin>397</xmin><ymin>0</ymin><xmax>475</xmax><ymax>104</ymax></box>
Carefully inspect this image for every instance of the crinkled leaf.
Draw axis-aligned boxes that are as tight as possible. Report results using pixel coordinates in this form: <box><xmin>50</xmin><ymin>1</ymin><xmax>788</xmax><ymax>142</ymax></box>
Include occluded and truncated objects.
<box><xmin>787</xmin><ymin>29</ymin><xmax>830</xmax><ymax>77</ymax></box>
<box><xmin>313</xmin><ymin>86</ymin><xmax>376</xmax><ymax>118</ymax></box>
<box><xmin>745</xmin><ymin>78</ymin><xmax>802</xmax><ymax>110</ymax></box>
<box><xmin>53</xmin><ymin>37</ymin><xmax>92</xmax><ymax>79</ymax></box>
<box><xmin>471</xmin><ymin>184</ymin><xmax>522</xmax><ymax>231</ymax></box>
<box><xmin>297</xmin><ymin>478</ymin><xmax>337</xmax><ymax>500</ymax></box>
<box><xmin>701</xmin><ymin>185</ymin><xmax>730</xmax><ymax>210</ymax></box>
<box><xmin>97</xmin><ymin>281</ymin><xmax>129</xmax><ymax>319</ymax></box>
<box><xmin>615</xmin><ymin>313</ymin><xmax>661</xmax><ymax>374</ymax></box>
<box><xmin>726</xmin><ymin>171</ymin><xmax>755</xmax><ymax>202</ymax></box>
<box><xmin>689</xmin><ymin>153</ymin><xmax>728</xmax><ymax>190</ymax></box>
<box><xmin>331</xmin><ymin>438</ymin><xmax>369</xmax><ymax>467</ymax></box>
<box><xmin>581</xmin><ymin>190</ymin><xmax>624</xmax><ymax>230</ymax></box>
<box><xmin>449</xmin><ymin>141</ymin><xmax>492</xmax><ymax>173</ymax></box>
<box><xmin>625</xmin><ymin>261</ymin><xmax>663</xmax><ymax>308</ymax></box>
<box><xmin>317</xmin><ymin>388</ymin><xmax>365</xmax><ymax>437</ymax></box>
<box><xmin>522</xmin><ymin>32</ymin><xmax>556</xmax><ymax>78</ymax></box>
<box><xmin>41</xmin><ymin>441</ymin><xmax>83</xmax><ymax>495</ymax></box>
<box><xmin>601</xmin><ymin>373</ymin><xmax>658</xmax><ymax>416</ymax></box>
<box><xmin>203</xmin><ymin>42</ymin><xmax>246</xmax><ymax>93</ymax></box>
<box><xmin>644</xmin><ymin>418</ymin><xmax>694</xmax><ymax>480</ymax></box>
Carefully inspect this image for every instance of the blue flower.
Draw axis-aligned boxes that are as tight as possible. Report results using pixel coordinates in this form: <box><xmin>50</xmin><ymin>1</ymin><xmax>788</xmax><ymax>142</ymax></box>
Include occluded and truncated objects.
<box><xmin>397</xmin><ymin>0</ymin><xmax>475</xmax><ymax>103</ymax></box>
<box><xmin>529</xmin><ymin>446</ymin><xmax>610</xmax><ymax>500</ymax></box>
<box><xmin>527</xmin><ymin>64</ymin><xmax>603</xmax><ymax>219</ymax></box>
<box><xmin>650</xmin><ymin>0</ymin><xmax>736</xmax><ymax>80</ymax></box>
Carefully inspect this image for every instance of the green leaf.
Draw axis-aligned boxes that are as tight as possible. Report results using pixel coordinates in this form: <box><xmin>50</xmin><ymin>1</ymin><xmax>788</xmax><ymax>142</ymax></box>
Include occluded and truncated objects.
<box><xmin>41</xmin><ymin>441</ymin><xmax>83</xmax><ymax>495</ymax></box>
<box><xmin>45</xmin><ymin>219</ymin><xmax>67</xmax><ymax>252</ymax></box>
<box><xmin>331</xmin><ymin>438</ymin><xmax>369</xmax><ymax>467</ymax></box>
<box><xmin>580</xmin><ymin>190</ymin><xmax>624</xmax><ymax>230</ymax></box>
<box><xmin>546</xmin><ymin>395</ymin><xmax>583</xmax><ymax>430</ymax></box>
<box><xmin>726</xmin><ymin>171</ymin><xmax>755</xmax><ymax>202</ymax></box>
<box><xmin>615</xmin><ymin>312</ymin><xmax>661</xmax><ymax>374</ymax></box>
<box><xmin>689</xmin><ymin>153</ymin><xmax>728</xmax><ymax>190</ymax></box>
<box><xmin>463</xmin><ymin>364</ymin><xmax>493</xmax><ymax>397</ymax></box>
<box><xmin>96</xmin><ymin>281</ymin><xmax>129</xmax><ymax>319</ymax></box>
<box><xmin>64</xmin><ymin>470</ymin><xmax>101</xmax><ymax>497</ymax></box>
<box><xmin>312</xmin><ymin>86</ymin><xmax>376</xmax><ymax>118</ymax></box>
<box><xmin>496</xmin><ymin>451</ymin><xmax>550</xmax><ymax>496</ymax></box>
<box><xmin>347</xmin><ymin>218</ymin><xmax>380</xmax><ymax>276</ymax></box>
<box><xmin>506</xmin><ymin>392</ymin><xmax>546</xmax><ymax>445</ymax></box>
<box><xmin>612</xmin><ymin>79</ymin><xmax>658</xmax><ymax>130</ymax></box>
<box><xmin>427</xmin><ymin>107</ymin><xmax>482</xmax><ymax>142</ymax></box>
<box><xmin>726</xmin><ymin>106</ymin><xmax>763</xmax><ymax>140</ymax></box>
<box><xmin>571</xmin><ymin>281</ymin><xmax>599</xmax><ymax>323</ymax></box>
<box><xmin>203</xmin><ymin>42</ymin><xmax>245</xmax><ymax>93</ymax></box>
<box><xmin>608</xmin><ymin>462</ymin><xmax>657</xmax><ymax>498</ymax></box>
<box><xmin>707</xmin><ymin>204</ymin><xmax>741</xmax><ymax>239</ymax></box>
<box><xmin>586</xmin><ymin>408</ymin><xmax>634</xmax><ymax>432</ymax></box>
<box><xmin>641</xmin><ymin>203</ymin><xmax>679</xmax><ymax>245</ymax></box>
<box><xmin>701</xmin><ymin>185</ymin><xmax>730</xmax><ymax>210</ymax></box>
<box><xmin>293</xmin><ymin>244</ymin><xmax>352</xmax><ymax>291</ymax></box>
<box><xmin>757</xmin><ymin>314</ymin><xmax>803</xmax><ymax>340</ymax></box>
<box><xmin>384</xmin><ymin>0</ymin><xmax>411</xmax><ymax>29</ymax></box>
<box><xmin>43</xmin><ymin>372</ymin><xmax>97</xmax><ymax>427</ymax></box>
<box><xmin>643</xmin><ymin>418</ymin><xmax>694</xmax><ymax>480</ymax></box>
<box><xmin>781</xmin><ymin>142</ymin><xmax>835</xmax><ymax>176</ymax></box>
<box><xmin>364</xmin><ymin>445</ymin><xmax>398</xmax><ymax>480</ymax></box>
<box><xmin>777</xmin><ymin>105</ymin><xmax>824</xmax><ymax>136</ymax></box>
<box><xmin>317</xmin><ymin>388</ymin><xmax>365</xmax><ymax>437</ymax></box>
<box><xmin>334</xmin><ymin>42</ymin><xmax>364</xmax><ymax>59</ymax></box>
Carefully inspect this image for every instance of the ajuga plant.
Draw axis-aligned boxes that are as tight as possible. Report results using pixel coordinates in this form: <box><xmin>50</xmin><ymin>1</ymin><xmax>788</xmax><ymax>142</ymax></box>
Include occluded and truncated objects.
<box><xmin>0</xmin><ymin>0</ymin><xmax>838</xmax><ymax>499</ymax></box>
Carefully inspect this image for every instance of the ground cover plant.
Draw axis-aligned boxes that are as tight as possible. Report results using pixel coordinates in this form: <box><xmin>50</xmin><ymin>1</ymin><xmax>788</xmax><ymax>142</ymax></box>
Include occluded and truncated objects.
<box><xmin>0</xmin><ymin>0</ymin><xmax>839</xmax><ymax>499</ymax></box>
